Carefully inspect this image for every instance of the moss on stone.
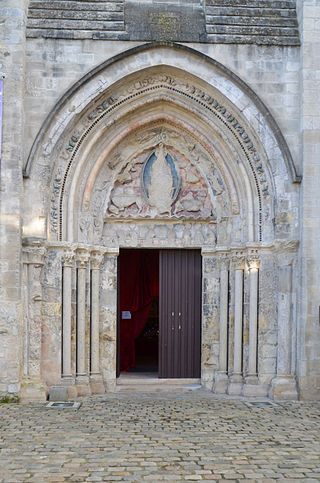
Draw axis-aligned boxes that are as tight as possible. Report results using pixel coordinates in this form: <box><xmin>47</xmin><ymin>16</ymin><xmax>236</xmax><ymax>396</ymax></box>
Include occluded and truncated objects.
<box><xmin>0</xmin><ymin>394</ymin><xmax>20</xmax><ymax>404</ymax></box>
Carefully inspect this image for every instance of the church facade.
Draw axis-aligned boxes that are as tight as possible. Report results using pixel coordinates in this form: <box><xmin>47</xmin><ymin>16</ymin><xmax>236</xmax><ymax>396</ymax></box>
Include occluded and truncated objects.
<box><xmin>1</xmin><ymin>0</ymin><xmax>320</xmax><ymax>401</ymax></box>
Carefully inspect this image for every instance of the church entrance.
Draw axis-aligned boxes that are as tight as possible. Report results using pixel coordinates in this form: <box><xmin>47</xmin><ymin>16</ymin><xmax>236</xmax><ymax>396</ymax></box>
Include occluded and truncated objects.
<box><xmin>117</xmin><ymin>249</ymin><xmax>202</xmax><ymax>379</ymax></box>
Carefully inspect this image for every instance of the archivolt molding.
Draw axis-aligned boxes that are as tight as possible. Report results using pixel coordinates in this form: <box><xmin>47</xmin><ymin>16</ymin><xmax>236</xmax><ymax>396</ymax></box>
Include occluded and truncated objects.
<box><xmin>64</xmin><ymin>112</ymin><xmax>258</xmax><ymax>245</ymax></box>
<box><xmin>23</xmin><ymin>44</ymin><xmax>299</xmax><ymax>248</ymax></box>
<box><xmin>24</xmin><ymin>43</ymin><xmax>300</xmax><ymax>184</ymax></box>
<box><xmin>83</xmin><ymin>123</ymin><xmax>234</xmax><ymax>246</ymax></box>
<box><xmin>48</xmin><ymin>73</ymin><xmax>274</xmax><ymax>243</ymax></box>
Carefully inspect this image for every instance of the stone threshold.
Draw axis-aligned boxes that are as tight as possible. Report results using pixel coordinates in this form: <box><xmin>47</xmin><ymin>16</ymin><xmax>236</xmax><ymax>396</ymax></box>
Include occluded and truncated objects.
<box><xmin>116</xmin><ymin>373</ymin><xmax>201</xmax><ymax>392</ymax></box>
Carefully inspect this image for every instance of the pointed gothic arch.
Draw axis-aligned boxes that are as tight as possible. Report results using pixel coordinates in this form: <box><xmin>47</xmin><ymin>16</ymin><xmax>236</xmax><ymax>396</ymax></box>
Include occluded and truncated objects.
<box><xmin>21</xmin><ymin>43</ymin><xmax>300</xmax><ymax>400</ymax></box>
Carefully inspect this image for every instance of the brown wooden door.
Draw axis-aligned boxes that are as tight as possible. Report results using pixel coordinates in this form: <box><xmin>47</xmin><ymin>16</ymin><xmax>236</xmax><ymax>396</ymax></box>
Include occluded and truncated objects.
<box><xmin>159</xmin><ymin>249</ymin><xmax>201</xmax><ymax>378</ymax></box>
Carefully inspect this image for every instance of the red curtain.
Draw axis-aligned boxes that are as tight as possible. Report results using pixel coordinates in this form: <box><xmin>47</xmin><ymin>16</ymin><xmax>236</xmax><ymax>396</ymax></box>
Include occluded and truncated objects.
<box><xmin>119</xmin><ymin>250</ymin><xmax>159</xmax><ymax>372</ymax></box>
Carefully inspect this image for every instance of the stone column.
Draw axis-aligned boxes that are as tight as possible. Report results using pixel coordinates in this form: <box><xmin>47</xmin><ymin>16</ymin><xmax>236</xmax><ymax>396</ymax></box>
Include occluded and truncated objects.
<box><xmin>89</xmin><ymin>250</ymin><xmax>105</xmax><ymax>394</ymax></box>
<box><xmin>75</xmin><ymin>248</ymin><xmax>91</xmax><ymax>395</ymax></box>
<box><xmin>100</xmin><ymin>248</ymin><xmax>119</xmax><ymax>392</ymax></box>
<box><xmin>243</xmin><ymin>254</ymin><xmax>265</xmax><ymax>397</ymax></box>
<box><xmin>61</xmin><ymin>250</ymin><xmax>74</xmax><ymax>383</ymax></box>
<box><xmin>214</xmin><ymin>256</ymin><xmax>229</xmax><ymax>394</ymax></box>
<box><xmin>20</xmin><ymin>242</ymin><xmax>46</xmax><ymax>401</ymax></box>
<box><xmin>228</xmin><ymin>254</ymin><xmax>245</xmax><ymax>395</ymax></box>
<box><xmin>201</xmin><ymin>248</ymin><xmax>220</xmax><ymax>390</ymax></box>
<box><xmin>271</xmin><ymin>258</ymin><xmax>298</xmax><ymax>400</ymax></box>
<box><xmin>247</xmin><ymin>255</ymin><xmax>260</xmax><ymax>381</ymax></box>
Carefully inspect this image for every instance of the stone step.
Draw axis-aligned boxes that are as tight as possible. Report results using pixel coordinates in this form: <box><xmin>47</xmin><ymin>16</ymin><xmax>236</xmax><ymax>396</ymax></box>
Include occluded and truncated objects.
<box><xmin>116</xmin><ymin>377</ymin><xmax>202</xmax><ymax>392</ymax></box>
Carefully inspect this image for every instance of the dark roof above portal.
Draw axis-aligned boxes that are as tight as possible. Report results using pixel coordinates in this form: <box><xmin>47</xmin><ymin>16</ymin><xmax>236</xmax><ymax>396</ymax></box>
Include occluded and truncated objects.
<box><xmin>26</xmin><ymin>0</ymin><xmax>300</xmax><ymax>46</ymax></box>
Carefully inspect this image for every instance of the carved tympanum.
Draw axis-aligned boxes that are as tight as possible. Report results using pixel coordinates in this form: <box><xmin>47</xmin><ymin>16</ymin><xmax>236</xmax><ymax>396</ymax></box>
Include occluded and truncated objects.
<box><xmin>105</xmin><ymin>137</ymin><xmax>223</xmax><ymax>221</ymax></box>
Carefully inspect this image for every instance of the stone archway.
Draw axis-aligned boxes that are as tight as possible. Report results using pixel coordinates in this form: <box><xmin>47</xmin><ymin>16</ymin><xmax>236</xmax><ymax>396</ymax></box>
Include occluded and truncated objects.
<box><xmin>21</xmin><ymin>43</ymin><xmax>299</xmax><ymax>401</ymax></box>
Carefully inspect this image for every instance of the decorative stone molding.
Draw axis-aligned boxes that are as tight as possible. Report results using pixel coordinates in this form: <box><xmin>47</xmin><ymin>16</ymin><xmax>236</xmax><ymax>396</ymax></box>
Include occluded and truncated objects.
<box><xmin>90</xmin><ymin>250</ymin><xmax>104</xmax><ymax>270</ymax></box>
<box><xmin>201</xmin><ymin>247</ymin><xmax>218</xmax><ymax>257</ymax></box>
<box><xmin>247</xmin><ymin>254</ymin><xmax>260</xmax><ymax>270</ymax></box>
<box><xmin>89</xmin><ymin>250</ymin><xmax>105</xmax><ymax>394</ymax></box>
<box><xmin>215</xmin><ymin>253</ymin><xmax>230</xmax><ymax>394</ymax></box>
<box><xmin>21</xmin><ymin>241</ymin><xmax>47</xmax><ymax>401</ymax></box>
<box><xmin>219</xmin><ymin>255</ymin><xmax>230</xmax><ymax>271</ymax></box>
<box><xmin>75</xmin><ymin>248</ymin><xmax>90</xmax><ymax>268</ymax></box>
<box><xmin>22</xmin><ymin>243</ymin><xmax>46</xmax><ymax>267</ymax></box>
<box><xmin>62</xmin><ymin>250</ymin><xmax>74</xmax><ymax>268</ymax></box>
<box><xmin>47</xmin><ymin>71</ymin><xmax>273</xmax><ymax>239</ymax></box>
<box><xmin>232</xmin><ymin>253</ymin><xmax>245</xmax><ymax>270</ymax></box>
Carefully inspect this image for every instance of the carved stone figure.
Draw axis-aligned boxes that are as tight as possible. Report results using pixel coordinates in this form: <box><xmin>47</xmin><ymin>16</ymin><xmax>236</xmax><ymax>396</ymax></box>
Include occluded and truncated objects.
<box><xmin>145</xmin><ymin>143</ymin><xmax>175</xmax><ymax>215</ymax></box>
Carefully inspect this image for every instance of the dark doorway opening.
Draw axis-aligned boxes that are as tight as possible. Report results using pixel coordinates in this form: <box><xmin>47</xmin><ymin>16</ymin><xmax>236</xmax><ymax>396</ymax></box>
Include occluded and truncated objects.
<box><xmin>118</xmin><ymin>249</ymin><xmax>159</xmax><ymax>375</ymax></box>
<box><xmin>133</xmin><ymin>296</ymin><xmax>159</xmax><ymax>372</ymax></box>
<box><xmin>117</xmin><ymin>248</ymin><xmax>202</xmax><ymax>379</ymax></box>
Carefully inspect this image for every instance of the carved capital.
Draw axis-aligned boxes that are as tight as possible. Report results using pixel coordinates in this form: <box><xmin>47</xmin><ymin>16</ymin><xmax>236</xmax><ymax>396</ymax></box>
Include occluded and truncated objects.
<box><xmin>247</xmin><ymin>254</ymin><xmax>260</xmax><ymax>270</ymax></box>
<box><xmin>220</xmin><ymin>256</ymin><xmax>230</xmax><ymax>271</ymax></box>
<box><xmin>104</xmin><ymin>248</ymin><xmax>120</xmax><ymax>257</ymax></box>
<box><xmin>247</xmin><ymin>248</ymin><xmax>260</xmax><ymax>270</ymax></box>
<box><xmin>232</xmin><ymin>253</ymin><xmax>245</xmax><ymax>270</ymax></box>
<box><xmin>62</xmin><ymin>250</ymin><xmax>74</xmax><ymax>268</ymax></box>
<box><xmin>75</xmin><ymin>248</ymin><xmax>90</xmax><ymax>269</ymax></box>
<box><xmin>22</xmin><ymin>246</ymin><xmax>46</xmax><ymax>266</ymax></box>
<box><xmin>90</xmin><ymin>250</ymin><xmax>104</xmax><ymax>270</ymax></box>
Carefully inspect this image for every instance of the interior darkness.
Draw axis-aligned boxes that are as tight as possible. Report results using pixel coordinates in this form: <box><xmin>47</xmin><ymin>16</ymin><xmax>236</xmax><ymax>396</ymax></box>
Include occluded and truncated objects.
<box><xmin>119</xmin><ymin>249</ymin><xmax>159</xmax><ymax>374</ymax></box>
<box><xmin>131</xmin><ymin>297</ymin><xmax>159</xmax><ymax>372</ymax></box>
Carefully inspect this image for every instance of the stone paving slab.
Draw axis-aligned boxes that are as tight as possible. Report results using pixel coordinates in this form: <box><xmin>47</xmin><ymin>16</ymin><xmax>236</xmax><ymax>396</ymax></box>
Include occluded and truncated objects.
<box><xmin>0</xmin><ymin>389</ymin><xmax>319</xmax><ymax>482</ymax></box>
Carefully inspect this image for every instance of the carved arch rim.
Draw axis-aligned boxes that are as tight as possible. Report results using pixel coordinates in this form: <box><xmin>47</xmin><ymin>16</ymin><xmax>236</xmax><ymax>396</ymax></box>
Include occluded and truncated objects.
<box><xmin>64</xmin><ymin>113</ymin><xmax>256</xmax><ymax>244</ymax></box>
<box><xmin>23</xmin><ymin>41</ymin><xmax>301</xmax><ymax>183</ymax></box>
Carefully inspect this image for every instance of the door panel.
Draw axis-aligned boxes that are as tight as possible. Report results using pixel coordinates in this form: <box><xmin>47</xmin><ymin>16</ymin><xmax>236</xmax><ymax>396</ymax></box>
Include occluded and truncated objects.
<box><xmin>159</xmin><ymin>249</ymin><xmax>201</xmax><ymax>378</ymax></box>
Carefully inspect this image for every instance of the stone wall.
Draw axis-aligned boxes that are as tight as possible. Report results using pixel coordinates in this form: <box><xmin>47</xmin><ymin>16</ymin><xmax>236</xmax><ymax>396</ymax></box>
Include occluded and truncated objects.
<box><xmin>297</xmin><ymin>0</ymin><xmax>320</xmax><ymax>400</ymax></box>
<box><xmin>26</xmin><ymin>0</ymin><xmax>300</xmax><ymax>45</ymax></box>
<box><xmin>0</xmin><ymin>0</ymin><xmax>28</xmax><ymax>397</ymax></box>
<box><xmin>23</xmin><ymin>41</ymin><xmax>301</xmax><ymax>178</ymax></box>
<box><xmin>1</xmin><ymin>0</ymin><xmax>320</xmax><ymax>400</ymax></box>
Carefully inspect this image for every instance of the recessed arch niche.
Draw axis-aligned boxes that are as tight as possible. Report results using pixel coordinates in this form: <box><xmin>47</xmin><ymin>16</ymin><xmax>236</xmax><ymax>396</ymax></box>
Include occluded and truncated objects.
<box><xmin>46</xmin><ymin>66</ymin><xmax>276</xmax><ymax>245</ymax></box>
<box><xmin>22</xmin><ymin>44</ymin><xmax>300</xmax><ymax>400</ymax></box>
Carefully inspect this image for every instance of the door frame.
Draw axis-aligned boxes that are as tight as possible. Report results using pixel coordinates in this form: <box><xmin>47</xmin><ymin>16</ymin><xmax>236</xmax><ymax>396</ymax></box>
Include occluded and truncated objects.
<box><xmin>116</xmin><ymin>248</ymin><xmax>202</xmax><ymax>379</ymax></box>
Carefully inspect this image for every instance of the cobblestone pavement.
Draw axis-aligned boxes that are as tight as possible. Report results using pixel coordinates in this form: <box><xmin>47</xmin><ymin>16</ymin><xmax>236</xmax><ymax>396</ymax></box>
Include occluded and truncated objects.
<box><xmin>0</xmin><ymin>389</ymin><xmax>320</xmax><ymax>482</ymax></box>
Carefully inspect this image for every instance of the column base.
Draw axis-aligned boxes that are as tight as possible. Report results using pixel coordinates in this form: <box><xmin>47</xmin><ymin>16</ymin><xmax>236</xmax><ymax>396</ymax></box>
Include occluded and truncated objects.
<box><xmin>243</xmin><ymin>384</ymin><xmax>269</xmax><ymax>397</ymax></box>
<box><xmin>76</xmin><ymin>374</ymin><xmax>91</xmax><ymax>396</ymax></box>
<box><xmin>104</xmin><ymin>378</ymin><xmax>116</xmax><ymax>392</ymax></box>
<box><xmin>90</xmin><ymin>374</ymin><xmax>105</xmax><ymax>394</ymax></box>
<box><xmin>270</xmin><ymin>375</ymin><xmax>298</xmax><ymax>401</ymax></box>
<box><xmin>61</xmin><ymin>378</ymin><xmax>78</xmax><ymax>399</ymax></box>
<box><xmin>75</xmin><ymin>384</ymin><xmax>92</xmax><ymax>396</ymax></box>
<box><xmin>213</xmin><ymin>371</ymin><xmax>228</xmax><ymax>394</ymax></box>
<box><xmin>20</xmin><ymin>376</ymin><xmax>47</xmax><ymax>401</ymax></box>
<box><xmin>227</xmin><ymin>373</ymin><xmax>243</xmax><ymax>395</ymax></box>
<box><xmin>242</xmin><ymin>374</ymin><xmax>268</xmax><ymax>397</ymax></box>
<box><xmin>61</xmin><ymin>376</ymin><xmax>75</xmax><ymax>386</ymax></box>
<box><xmin>245</xmin><ymin>374</ymin><xmax>258</xmax><ymax>385</ymax></box>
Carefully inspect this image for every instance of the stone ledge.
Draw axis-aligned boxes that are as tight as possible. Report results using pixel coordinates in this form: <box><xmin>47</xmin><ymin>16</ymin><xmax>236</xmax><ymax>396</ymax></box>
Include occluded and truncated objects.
<box><xmin>206</xmin><ymin>25</ymin><xmax>299</xmax><ymax>37</ymax></box>
<box><xmin>27</xmin><ymin>19</ymin><xmax>125</xmax><ymax>30</ymax></box>
<box><xmin>206</xmin><ymin>0</ymin><xmax>296</xmax><ymax>7</ymax></box>
<box><xmin>29</xmin><ymin>0</ymin><xmax>124</xmax><ymax>11</ymax></box>
<box><xmin>26</xmin><ymin>29</ymin><xmax>129</xmax><ymax>40</ymax></box>
<box><xmin>205</xmin><ymin>34</ymin><xmax>300</xmax><ymax>46</ymax></box>
<box><xmin>206</xmin><ymin>6</ymin><xmax>297</xmax><ymax>18</ymax></box>
<box><xmin>206</xmin><ymin>15</ymin><xmax>298</xmax><ymax>27</ymax></box>
<box><xmin>28</xmin><ymin>10</ymin><xmax>123</xmax><ymax>21</ymax></box>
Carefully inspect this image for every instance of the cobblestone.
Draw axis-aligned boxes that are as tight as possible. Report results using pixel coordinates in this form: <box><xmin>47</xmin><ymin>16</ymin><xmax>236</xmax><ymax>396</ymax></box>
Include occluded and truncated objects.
<box><xmin>0</xmin><ymin>389</ymin><xmax>319</xmax><ymax>482</ymax></box>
